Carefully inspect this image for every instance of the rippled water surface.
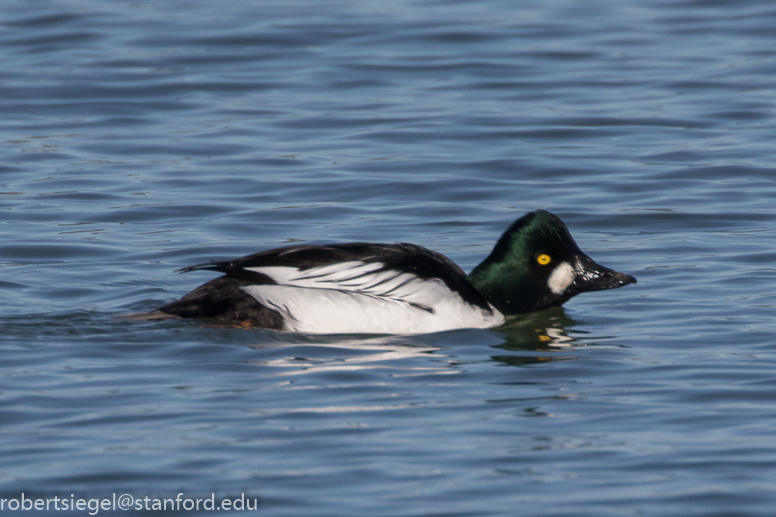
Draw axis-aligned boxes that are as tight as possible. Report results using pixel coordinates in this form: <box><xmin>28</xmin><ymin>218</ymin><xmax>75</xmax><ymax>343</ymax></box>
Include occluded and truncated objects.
<box><xmin>3</xmin><ymin>0</ymin><xmax>776</xmax><ymax>515</ymax></box>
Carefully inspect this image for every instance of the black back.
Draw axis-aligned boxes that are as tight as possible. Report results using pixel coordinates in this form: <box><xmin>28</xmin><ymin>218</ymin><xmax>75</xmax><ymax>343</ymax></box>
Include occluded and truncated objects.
<box><xmin>180</xmin><ymin>243</ymin><xmax>493</xmax><ymax>311</ymax></box>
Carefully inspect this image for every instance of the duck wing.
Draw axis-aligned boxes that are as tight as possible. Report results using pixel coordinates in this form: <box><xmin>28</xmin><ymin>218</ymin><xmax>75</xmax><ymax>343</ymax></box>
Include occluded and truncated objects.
<box><xmin>181</xmin><ymin>243</ymin><xmax>492</xmax><ymax>310</ymax></box>
<box><xmin>180</xmin><ymin>243</ymin><xmax>502</xmax><ymax>334</ymax></box>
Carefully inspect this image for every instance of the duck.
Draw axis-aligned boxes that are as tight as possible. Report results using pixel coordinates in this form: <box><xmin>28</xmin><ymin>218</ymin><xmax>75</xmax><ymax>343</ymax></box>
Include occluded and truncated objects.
<box><xmin>127</xmin><ymin>210</ymin><xmax>636</xmax><ymax>334</ymax></box>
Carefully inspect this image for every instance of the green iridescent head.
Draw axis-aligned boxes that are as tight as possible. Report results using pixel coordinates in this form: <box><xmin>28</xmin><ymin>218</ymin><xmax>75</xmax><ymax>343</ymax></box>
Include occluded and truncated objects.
<box><xmin>468</xmin><ymin>210</ymin><xmax>636</xmax><ymax>315</ymax></box>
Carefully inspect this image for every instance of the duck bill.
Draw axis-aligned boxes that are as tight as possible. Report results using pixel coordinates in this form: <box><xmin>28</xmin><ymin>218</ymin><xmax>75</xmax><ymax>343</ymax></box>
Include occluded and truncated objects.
<box><xmin>569</xmin><ymin>253</ymin><xmax>637</xmax><ymax>295</ymax></box>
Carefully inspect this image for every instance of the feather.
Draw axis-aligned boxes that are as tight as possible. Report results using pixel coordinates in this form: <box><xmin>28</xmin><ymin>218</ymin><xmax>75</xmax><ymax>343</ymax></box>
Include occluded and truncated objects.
<box><xmin>152</xmin><ymin>243</ymin><xmax>504</xmax><ymax>332</ymax></box>
<box><xmin>241</xmin><ymin>277</ymin><xmax>503</xmax><ymax>334</ymax></box>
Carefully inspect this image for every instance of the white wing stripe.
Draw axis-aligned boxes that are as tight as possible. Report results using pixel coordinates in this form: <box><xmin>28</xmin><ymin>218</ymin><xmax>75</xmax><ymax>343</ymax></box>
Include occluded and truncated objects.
<box><xmin>246</xmin><ymin>262</ymin><xmax>418</xmax><ymax>297</ymax></box>
<box><xmin>241</xmin><ymin>284</ymin><xmax>502</xmax><ymax>334</ymax></box>
<box><xmin>241</xmin><ymin>260</ymin><xmax>505</xmax><ymax>333</ymax></box>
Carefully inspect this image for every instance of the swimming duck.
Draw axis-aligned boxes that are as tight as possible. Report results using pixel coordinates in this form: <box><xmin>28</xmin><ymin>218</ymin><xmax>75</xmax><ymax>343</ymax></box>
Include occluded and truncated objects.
<box><xmin>131</xmin><ymin>210</ymin><xmax>635</xmax><ymax>334</ymax></box>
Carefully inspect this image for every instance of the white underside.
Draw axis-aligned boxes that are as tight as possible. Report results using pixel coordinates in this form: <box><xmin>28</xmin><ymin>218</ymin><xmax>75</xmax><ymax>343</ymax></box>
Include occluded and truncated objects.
<box><xmin>240</xmin><ymin>261</ymin><xmax>505</xmax><ymax>334</ymax></box>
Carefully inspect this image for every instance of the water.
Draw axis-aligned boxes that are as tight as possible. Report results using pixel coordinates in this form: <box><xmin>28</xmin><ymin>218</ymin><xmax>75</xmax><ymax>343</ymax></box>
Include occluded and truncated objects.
<box><xmin>2</xmin><ymin>0</ymin><xmax>776</xmax><ymax>515</ymax></box>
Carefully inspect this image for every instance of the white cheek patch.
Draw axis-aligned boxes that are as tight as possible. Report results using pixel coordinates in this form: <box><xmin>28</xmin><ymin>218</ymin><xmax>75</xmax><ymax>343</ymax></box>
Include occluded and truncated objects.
<box><xmin>548</xmin><ymin>262</ymin><xmax>575</xmax><ymax>295</ymax></box>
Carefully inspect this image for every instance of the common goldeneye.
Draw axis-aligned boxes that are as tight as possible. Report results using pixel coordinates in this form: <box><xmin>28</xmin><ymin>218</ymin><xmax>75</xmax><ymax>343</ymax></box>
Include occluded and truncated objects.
<box><xmin>129</xmin><ymin>210</ymin><xmax>636</xmax><ymax>334</ymax></box>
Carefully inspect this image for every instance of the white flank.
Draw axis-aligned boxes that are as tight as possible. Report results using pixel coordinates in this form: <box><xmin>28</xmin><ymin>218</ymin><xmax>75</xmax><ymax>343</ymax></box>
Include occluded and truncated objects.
<box><xmin>548</xmin><ymin>261</ymin><xmax>574</xmax><ymax>295</ymax></box>
<box><xmin>241</xmin><ymin>262</ymin><xmax>504</xmax><ymax>334</ymax></box>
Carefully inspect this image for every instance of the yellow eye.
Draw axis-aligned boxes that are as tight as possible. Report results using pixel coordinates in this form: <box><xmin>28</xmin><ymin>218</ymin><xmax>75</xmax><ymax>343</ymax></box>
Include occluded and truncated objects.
<box><xmin>537</xmin><ymin>254</ymin><xmax>551</xmax><ymax>265</ymax></box>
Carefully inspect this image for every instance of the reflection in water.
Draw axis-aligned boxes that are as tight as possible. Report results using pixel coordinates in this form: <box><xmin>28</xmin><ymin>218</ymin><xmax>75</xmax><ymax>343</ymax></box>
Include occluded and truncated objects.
<box><xmin>239</xmin><ymin>312</ymin><xmax>599</xmax><ymax>417</ymax></box>
<box><xmin>491</xmin><ymin>308</ymin><xmax>582</xmax><ymax>367</ymax></box>
<box><xmin>245</xmin><ymin>335</ymin><xmax>454</xmax><ymax>416</ymax></box>
<box><xmin>499</xmin><ymin>308</ymin><xmax>579</xmax><ymax>347</ymax></box>
<box><xmin>247</xmin><ymin>403</ymin><xmax>419</xmax><ymax>415</ymax></box>
<box><xmin>489</xmin><ymin>353</ymin><xmax>578</xmax><ymax>368</ymax></box>
<box><xmin>247</xmin><ymin>334</ymin><xmax>452</xmax><ymax>376</ymax></box>
<box><xmin>243</xmin><ymin>308</ymin><xmax>591</xmax><ymax>376</ymax></box>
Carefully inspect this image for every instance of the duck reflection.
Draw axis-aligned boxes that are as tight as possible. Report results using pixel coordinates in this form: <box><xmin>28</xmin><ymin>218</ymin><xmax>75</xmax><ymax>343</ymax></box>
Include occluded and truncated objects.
<box><xmin>247</xmin><ymin>334</ymin><xmax>451</xmax><ymax>376</ymax></box>
<box><xmin>490</xmin><ymin>307</ymin><xmax>581</xmax><ymax>367</ymax></box>
<box><xmin>243</xmin><ymin>307</ymin><xmax>590</xmax><ymax>376</ymax></box>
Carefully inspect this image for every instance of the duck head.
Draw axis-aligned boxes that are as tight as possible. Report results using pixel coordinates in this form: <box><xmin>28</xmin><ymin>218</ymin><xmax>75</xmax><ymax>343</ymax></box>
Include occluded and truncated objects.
<box><xmin>468</xmin><ymin>210</ymin><xmax>636</xmax><ymax>315</ymax></box>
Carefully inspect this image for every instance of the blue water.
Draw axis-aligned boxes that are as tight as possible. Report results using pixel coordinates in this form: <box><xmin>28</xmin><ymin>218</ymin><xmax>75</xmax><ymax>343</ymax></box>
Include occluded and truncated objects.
<box><xmin>3</xmin><ymin>0</ymin><xmax>776</xmax><ymax>515</ymax></box>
